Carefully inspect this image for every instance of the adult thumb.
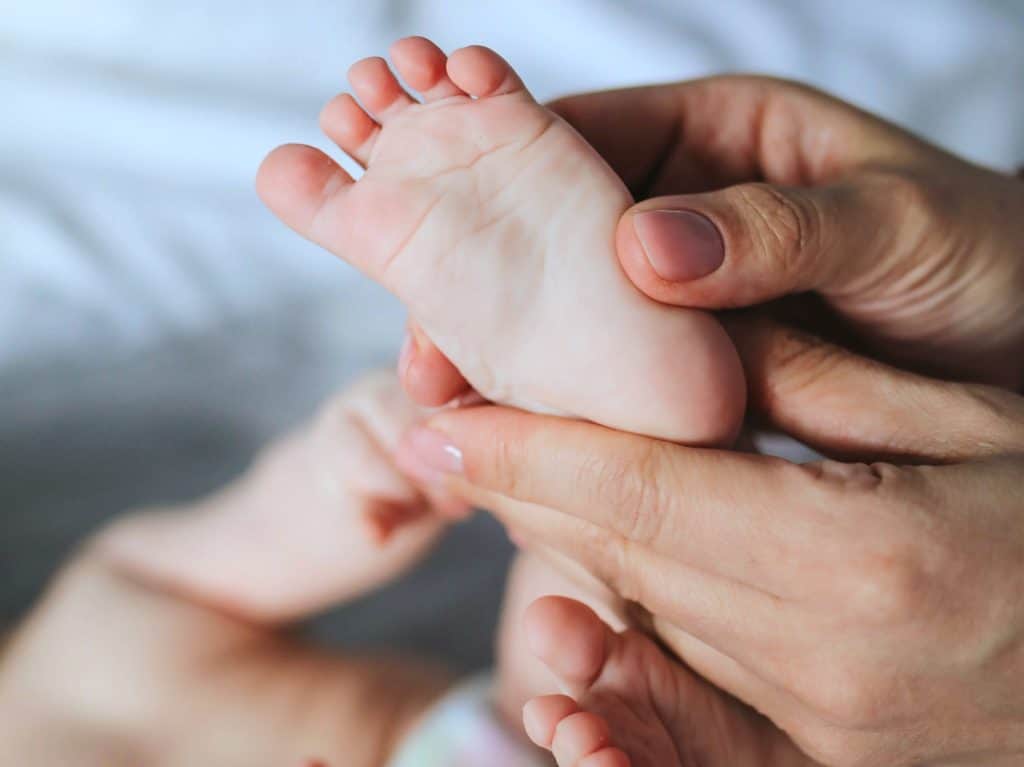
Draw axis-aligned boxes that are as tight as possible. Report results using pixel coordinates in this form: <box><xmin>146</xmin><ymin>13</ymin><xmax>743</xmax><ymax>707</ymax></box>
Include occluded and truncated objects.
<box><xmin>616</xmin><ymin>177</ymin><xmax>894</xmax><ymax>310</ymax></box>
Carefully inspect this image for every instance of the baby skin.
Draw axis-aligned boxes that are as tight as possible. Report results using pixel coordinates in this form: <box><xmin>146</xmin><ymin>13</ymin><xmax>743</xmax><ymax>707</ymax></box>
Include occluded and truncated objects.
<box><xmin>255</xmin><ymin>37</ymin><xmax>754</xmax><ymax>765</ymax></box>
<box><xmin>257</xmin><ymin>36</ymin><xmax>745</xmax><ymax>446</ymax></box>
<box><xmin>0</xmin><ymin>372</ymin><xmax>777</xmax><ymax>767</ymax></box>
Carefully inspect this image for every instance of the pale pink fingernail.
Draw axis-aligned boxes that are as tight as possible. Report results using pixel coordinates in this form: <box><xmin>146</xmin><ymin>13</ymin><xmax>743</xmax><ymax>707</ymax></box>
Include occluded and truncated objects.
<box><xmin>399</xmin><ymin>426</ymin><xmax>464</xmax><ymax>485</ymax></box>
<box><xmin>444</xmin><ymin>390</ymin><xmax>488</xmax><ymax>410</ymax></box>
<box><xmin>397</xmin><ymin>331</ymin><xmax>414</xmax><ymax>379</ymax></box>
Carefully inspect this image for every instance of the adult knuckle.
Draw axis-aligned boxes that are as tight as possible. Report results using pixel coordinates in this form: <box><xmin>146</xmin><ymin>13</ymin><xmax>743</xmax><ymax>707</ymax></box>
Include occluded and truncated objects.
<box><xmin>795</xmin><ymin>725</ymin><xmax>871</xmax><ymax>767</ymax></box>
<box><xmin>570</xmin><ymin>523</ymin><xmax>633</xmax><ymax>595</ymax></box>
<box><xmin>611</xmin><ymin>542</ymin><xmax>654</xmax><ymax>605</ymax></box>
<box><xmin>759</xmin><ymin>325</ymin><xmax>847</xmax><ymax>405</ymax></box>
<box><xmin>846</xmin><ymin>543</ymin><xmax>929</xmax><ymax>625</ymax></box>
<box><xmin>893</xmin><ymin>170</ymin><xmax>951</xmax><ymax>222</ymax></box>
<box><xmin>861</xmin><ymin>168</ymin><xmax>950</xmax><ymax>236</ymax></box>
<box><xmin>799</xmin><ymin>460</ymin><xmax>884</xmax><ymax>493</ymax></box>
<box><xmin>844</xmin><ymin>469</ymin><xmax>937</xmax><ymax>626</ymax></box>
<box><xmin>798</xmin><ymin>461</ymin><xmax>937</xmax><ymax>626</ymax></box>
<box><xmin>950</xmin><ymin>382</ymin><xmax>1024</xmax><ymax>454</ymax></box>
<box><xmin>730</xmin><ymin>182</ymin><xmax>820</xmax><ymax>271</ymax></box>
<box><xmin>799</xmin><ymin>661</ymin><xmax>889</xmax><ymax>731</ymax></box>
<box><xmin>586</xmin><ymin>440</ymin><xmax>671</xmax><ymax>546</ymax></box>
<box><xmin>492</xmin><ymin>433</ymin><xmax>530</xmax><ymax>496</ymax></box>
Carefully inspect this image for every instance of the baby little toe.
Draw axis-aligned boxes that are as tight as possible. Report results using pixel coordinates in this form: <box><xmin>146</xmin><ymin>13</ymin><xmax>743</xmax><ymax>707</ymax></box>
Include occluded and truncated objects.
<box><xmin>390</xmin><ymin>36</ymin><xmax>464</xmax><ymax>102</ymax></box>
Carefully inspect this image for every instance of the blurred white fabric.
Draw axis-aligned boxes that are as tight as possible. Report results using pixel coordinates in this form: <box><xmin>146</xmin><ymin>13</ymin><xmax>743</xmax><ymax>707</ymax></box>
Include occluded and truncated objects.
<box><xmin>2</xmin><ymin>0</ymin><xmax>1023</xmax><ymax>368</ymax></box>
<box><xmin>2</xmin><ymin>0</ymin><xmax>1023</xmax><ymax>662</ymax></box>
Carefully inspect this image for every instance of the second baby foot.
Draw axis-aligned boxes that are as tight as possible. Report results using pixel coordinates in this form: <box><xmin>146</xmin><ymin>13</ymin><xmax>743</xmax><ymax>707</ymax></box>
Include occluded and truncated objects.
<box><xmin>257</xmin><ymin>37</ymin><xmax>744</xmax><ymax>444</ymax></box>
<box><xmin>521</xmin><ymin>597</ymin><xmax>810</xmax><ymax>767</ymax></box>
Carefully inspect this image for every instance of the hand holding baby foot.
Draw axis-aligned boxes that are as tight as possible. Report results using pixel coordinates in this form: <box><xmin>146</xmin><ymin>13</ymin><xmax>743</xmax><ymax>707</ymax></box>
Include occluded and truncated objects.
<box><xmin>418</xmin><ymin>325</ymin><xmax>1024</xmax><ymax>766</ymax></box>
<box><xmin>258</xmin><ymin>37</ymin><xmax>745</xmax><ymax>445</ymax></box>
<box><xmin>553</xmin><ymin>76</ymin><xmax>1024</xmax><ymax>390</ymax></box>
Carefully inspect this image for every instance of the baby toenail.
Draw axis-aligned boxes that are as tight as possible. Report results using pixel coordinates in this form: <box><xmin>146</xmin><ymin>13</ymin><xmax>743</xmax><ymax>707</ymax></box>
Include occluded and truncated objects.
<box><xmin>633</xmin><ymin>209</ymin><xmax>725</xmax><ymax>282</ymax></box>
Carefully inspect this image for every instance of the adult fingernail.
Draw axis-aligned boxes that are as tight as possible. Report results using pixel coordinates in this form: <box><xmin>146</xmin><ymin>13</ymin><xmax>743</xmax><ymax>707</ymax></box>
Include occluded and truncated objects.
<box><xmin>401</xmin><ymin>426</ymin><xmax>464</xmax><ymax>483</ymax></box>
<box><xmin>397</xmin><ymin>330</ymin><xmax>414</xmax><ymax>379</ymax></box>
<box><xmin>633</xmin><ymin>209</ymin><xmax>725</xmax><ymax>282</ymax></box>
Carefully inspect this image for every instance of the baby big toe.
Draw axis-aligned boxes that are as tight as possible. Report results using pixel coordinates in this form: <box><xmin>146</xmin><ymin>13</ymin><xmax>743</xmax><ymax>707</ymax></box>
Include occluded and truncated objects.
<box><xmin>446</xmin><ymin>44</ymin><xmax>528</xmax><ymax>98</ymax></box>
<box><xmin>390</xmin><ymin>36</ymin><xmax>464</xmax><ymax>102</ymax></box>
<box><xmin>256</xmin><ymin>144</ymin><xmax>353</xmax><ymax>237</ymax></box>
<box><xmin>525</xmin><ymin>596</ymin><xmax>611</xmax><ymax>693</ymax></box>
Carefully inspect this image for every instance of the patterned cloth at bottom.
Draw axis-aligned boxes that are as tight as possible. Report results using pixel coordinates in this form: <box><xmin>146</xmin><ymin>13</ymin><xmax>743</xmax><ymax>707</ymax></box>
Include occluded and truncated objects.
<box><xmin>388</xmin><ymin>674</ymin><xmax>547</xmax><ymax>767</ymax></box>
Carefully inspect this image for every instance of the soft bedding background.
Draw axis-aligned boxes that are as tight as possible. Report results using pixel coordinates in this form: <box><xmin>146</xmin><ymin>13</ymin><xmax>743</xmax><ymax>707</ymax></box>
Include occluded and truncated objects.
<box><xmin>3</xmin><ymin>0</ymin><xmax>1023</xmax><ymax>671</ymax></box>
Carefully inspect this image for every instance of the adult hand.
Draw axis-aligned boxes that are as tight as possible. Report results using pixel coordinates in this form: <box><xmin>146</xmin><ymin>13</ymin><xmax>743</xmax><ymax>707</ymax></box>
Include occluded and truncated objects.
<box><xmin>401</xmin><ymin>75</ymin><xmax>1024</xmax><ymax>404</ymax></box>
<box><xmin>397</xmin><ymin>317</ymin><xmax>1024</xmax><ymax>767</ymax></box>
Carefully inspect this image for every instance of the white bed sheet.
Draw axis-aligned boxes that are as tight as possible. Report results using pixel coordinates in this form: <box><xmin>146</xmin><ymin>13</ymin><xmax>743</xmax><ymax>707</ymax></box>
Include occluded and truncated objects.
<box><xmin>3</xmin><ymin>0</ymin><xmax>1023</xmax><ymax>369</ymax></box>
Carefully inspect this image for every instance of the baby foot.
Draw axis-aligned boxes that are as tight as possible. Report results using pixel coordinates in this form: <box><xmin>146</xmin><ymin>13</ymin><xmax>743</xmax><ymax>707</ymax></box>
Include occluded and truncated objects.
<box><xmin>521</xmin><ymin>596</ymin><xmax>801</xmax><ymax>767</ymax></box>
<box><xmin>257</xmin><ymin>37</ymin><xmax>744</xmax><ymax>444</ymax></box>
<box><xmin>101</xmin><ymin>371</ymin><xmax>463</xmax><ymax>623</ymax></box>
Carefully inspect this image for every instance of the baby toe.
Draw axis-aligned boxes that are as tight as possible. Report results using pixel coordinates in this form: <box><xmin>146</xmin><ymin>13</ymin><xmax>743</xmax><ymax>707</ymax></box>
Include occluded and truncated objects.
<box><xmin>348</xmin><ymin>56</ymin><xmax>415</xmax><ymax>122</ymax></box>
<box><xmin>525</xmin><ymin>596</ymin><xmax>611</xmax><ymax>691</ymax></box>
<box><xmin>319</xmin><ymin>93</ymin><xmax>379</xmax><ymax>167</ymax></box>
<box><xmin>398</xmin><ymin>320</ymin><xmax>471</xmax><ymax>407</ymax></box>
<box><xmin>446</xmin><ymin>44</ymin><xmax>529</xmax><ymax>98</ymax></box>
<box><xmin>390</xmin><ymin>36</ymin><xmax>463</xmax><ymax>101</ymax></box>
<box><xmin>256</xmin><ymin>144</ymin><xmax>353</xmax><ymax>236</ymax></box>
<box><xmin>523</xmin><ymin>694</ymin><xmax>580</xmax><ymax>748</ymax></box>
<box><xmin>552</xmin><ymin>711</ymin><xmax>613</xmax><ymax>767</ymax></box>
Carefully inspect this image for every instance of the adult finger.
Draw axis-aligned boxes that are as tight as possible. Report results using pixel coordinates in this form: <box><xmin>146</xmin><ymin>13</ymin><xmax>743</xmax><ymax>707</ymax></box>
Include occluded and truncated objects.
<box><xmin>399</xmin><ymin>408</ymin><xmax>847</xmax><ymax>594</ymax></box>
<box><xmin>726</xmin><ymin>315</ymin><xmax>1024</xmax><ymax>462</ymax></box>
<box><xmin>549</xmin><ymin>75</ymin><xmax>921</xmax><ymax>199</ymax></box>
<box><xmin>615</xmin><ymin>168</ymin><xmax>948</xmax><ymax>311</ymax></box>
<box><xmin>561</xmin><ymin>77</ymin><xmax>957</xmax><ymax>310</ymax></box>
<box><xmin>468</xmin><ymin>484</ymin><xmax>831</xmax><ymax>727</ymax></box>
